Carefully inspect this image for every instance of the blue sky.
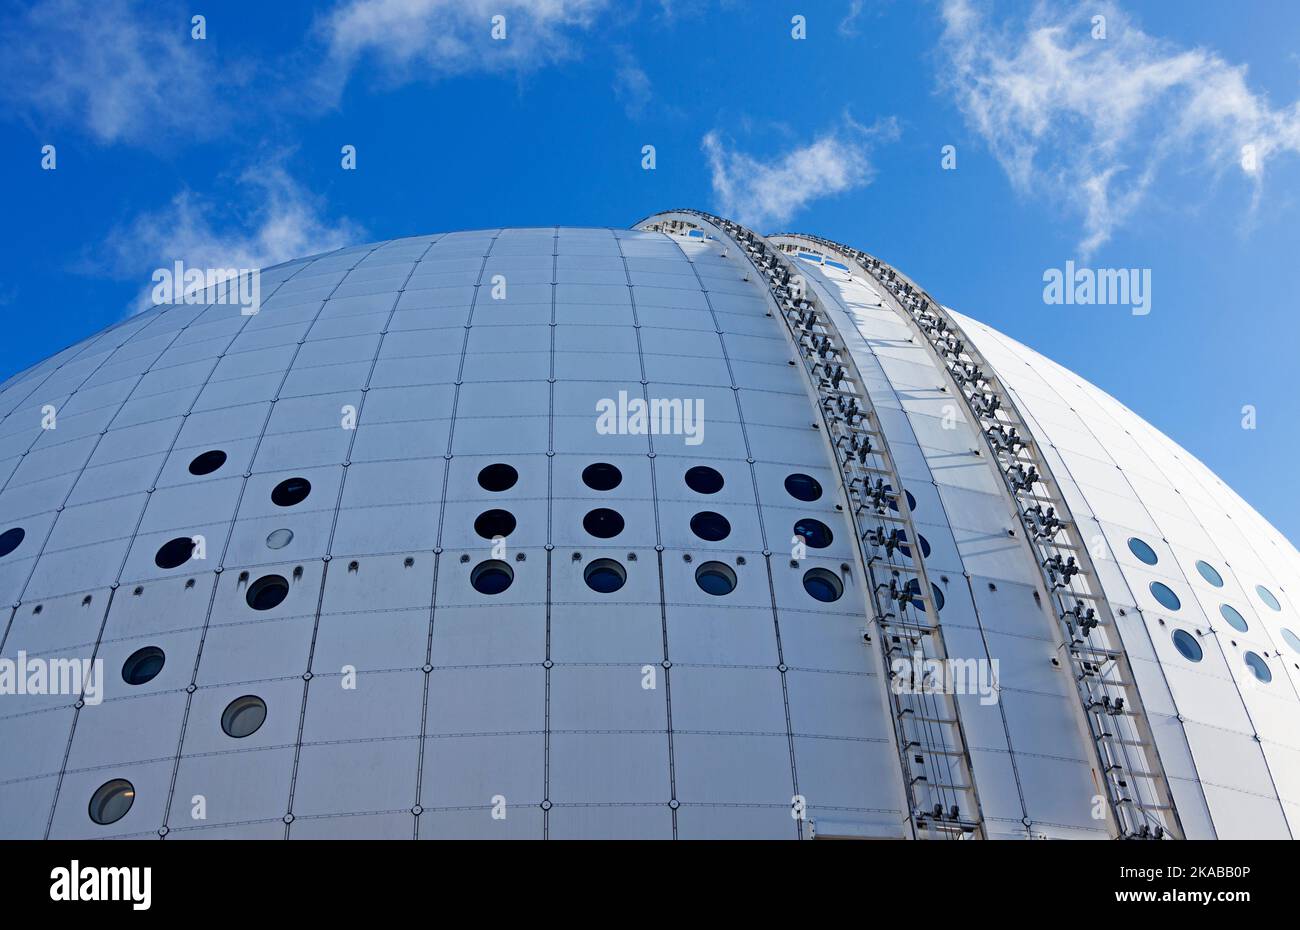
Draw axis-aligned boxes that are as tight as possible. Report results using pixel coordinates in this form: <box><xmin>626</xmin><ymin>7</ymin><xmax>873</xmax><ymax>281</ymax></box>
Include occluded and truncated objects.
<box><xmin>1</xmin><ymin>0</ymin><xmax>1299</xmax><ymax>541</ymax></box>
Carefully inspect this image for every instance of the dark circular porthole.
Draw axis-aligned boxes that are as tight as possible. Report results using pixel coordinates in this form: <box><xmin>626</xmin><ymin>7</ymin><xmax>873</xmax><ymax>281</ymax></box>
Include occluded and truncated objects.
<box><xmin>474</xmin><ymin>509</ymin><xmax>517</xmax><ymax>539</ymax></box>
<box><xmin>906</xmin><ymin>578</ymin><xmax>946</xmax><ymax>612</ymax></box>
<box><xmin>793</xmin><ymin>518</ymin><xmax>833</xmax><ymax>549</ymax></box>
<box><xmin>886</xmin><ymin>486</ymin><xmax>918</xmax><ymax>514</ymax></box>
<box><xmin>154</xmin><ymin>536</ymin><xmax>196</xmax><ymax>569</ymax></box>
<box><xmin>188</xmin><ymin>449</ymin><xmax>227</xmax><ymax>476</ymax></box>
<box><xmin>1195</xmin><ymin>560</ymin><xmax>1224</xmax><ymax>587</ymax></box>
<box><xmin>803</xmin><ymin>568</ymin><xmax>843</xmax><ymax>603</ymax></box>
<box><xmin>684</xmin><ymin>465</ymin><xmax>724</xmax><ymax>494</ymax></box>
<box><xmin>470</xmin><ymin>560</ymin><xmax>514</xmax><ymax>595</ymax></box>
<box><xmin>478</xmin><ymin>463</ymin><xmax>518</xmax><ymax>492</ymax></box>
<box><xmin>582</xmin><ymin>508</ymin><xmax>625</xmax><ymax>539</ymax></box>
<box><xmin>221</xmin><ymin>695</ymin><xmax>267</xmax><ymax>738</ymax></box>
<box><xmin>695</xmin><ymin>561</ymin><xmax>737</xmax><ymax>596</ymax></box>
<box><xmin>897</xmin><ymin>531</ymin><xmax>931</xmax><ymax>560</ymax></box>
<box><xmin>584</xmin><ymin>558</ymin><xmax>626</xmax><ymax>593</ymax></box>
<box><xmin>1171</xmin><ymin>629</ymin><xmax>1202</xmax><ymax>662</ymax></box>
<box><xmin>88</xmin><ymin>779</ymin><xmax>135</xmax><ymax>825</ymax></box>
<box><xmin>1244</xmin><ymin>651</ymin><xmax>1272</xmax><ymax>684</ymax></box>
<box><xmin>121</xmin><ymin>646</ymin><xmax>165</xmax><ymax>685</ymax></box>
<box><xmin>246</xmin><ymin>574</ymin><xmax>289</xmax><ymax>611</ymax></box>
<box><xmin>271</xmin><ymin>477</ymin><xmax>311</xmax><ymax>507</ymax></box>
<box><xmin>784</xmin><ymin>473</ymin><xmax>822</xmax><ymax>502</ymax></box>
<box><xmin>1150</xmin><ymin>581</ymin><xmax>1181</xmax><ymax>611</ymax></box>
<box><xmin>582</xmin><ymin>462</ymin><xmax>622</xmax><ymax>491</ymax></box>
<box><xmin>1127</xmin><ymin>537</ymin><xmax>1158</xmax><ymax>565</ymax></box>
<box><xmin>689</xmin><ymin>511</ymin><xmax>731</xmax><ymax>541</ymax></box>
<box><xmin>0</xmin><ymin>527</ymin><xmax>24</xmax><ymax>559</ymax></box>
<box><xmin>1219</xmin><ymin>604</ymin><xmax>1249</xmax><ymax>633</ymax></box>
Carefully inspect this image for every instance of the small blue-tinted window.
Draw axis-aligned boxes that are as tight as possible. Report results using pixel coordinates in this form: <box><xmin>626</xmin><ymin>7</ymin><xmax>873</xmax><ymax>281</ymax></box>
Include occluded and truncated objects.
<box><xmin>1195</xmin><ymin>560</ymin><xmax>1224</xmax><ymax>587</ymax></box>
<box><xmin>1282</xmin><ymin>629</ymin><xmax>1300</xmax><ymax>655</ymax></box>
<box><xmin>907</xmin><ymin>579</ymin><xmax>945</xmax><ymax>613</ymax></box>
<box><xmin>1150</xmin><ymin>581</ymin><xmax>1181</xmax><ymax>611</ymax></box>
<box><xmin>1127</xmin><ymin>537</ymin><xmax>1158</xmax><ymax>565</ymax></box>
<box><xmin>1219</xmin><ymin>604</ymin><xmax>1249</xmax><ymax>633</ymax></box>
<box><xmin>1256</xmin><ymin>585</ymin><xmax>1282</xmax><ymax>611</ymax></box>
<box><xmin>1171</xmin><ymin>629</ymin><xmax>1202</xmax><ymax>662</ymax></box>
<box><xmin>1244</xmin><ymin>651</ymin><xmax>1272</xmax><ymax>683</ymax></box>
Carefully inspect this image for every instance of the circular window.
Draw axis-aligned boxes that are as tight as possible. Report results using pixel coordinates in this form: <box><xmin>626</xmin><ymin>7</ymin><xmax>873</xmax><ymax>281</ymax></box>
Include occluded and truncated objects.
<box><xmin>188</xmin><ymin>449</ymin><xmax>227</xmax><ymax>476</ymax></box>
<box><xmin>474</xmin><ymin>509</ymin><xmax>517</xmax><ymax>539</ymax></box>
<box><xmin>470</xmin><ymin>560</ymin><xmax>514</xmax><ymax>595</ymax></box>
<box><xmin>906</xmin><ymin>579</ymin><xmax>946</xmax><ymax>612</ymax></box>
<box><xmin>271</xmin><ymin>477</ymin><xmax>311</xmax><ymax>507</ymax></box>
<box><xmin>1244</xmin><ymin>651</ymin><xmax>1272</xmax><ymax>684</ymax></box>
<box><xmin>1149</xmin><ymin>581</ymin><xmax>1181</xmax><ymax>611</ymax></box>
<box><xmin>154</xmin><ymin>536</ymin><xmax>195</xmax><ymax>569</ymax></box>
<box><xmin>1219</xmin><ymin>604</ymin><xmax>1249</xmax><ymax>633</ymax></box>
<box><xmin>88</xmin><ymin>779</ymin><xmax>135</xmax><ymax>826</ymax></box>
<box><xmin>266</xmin><ymin>528</ymin><xmax>294</xmax><ymax>549</ymax></box>
<box><xmin>690</xmin><ymin>511</ymin><xmax>731</xmax><ymax>541</ymax></box>
<box><xmin>886</xmin><ymin>487</ymin><xmax>918</xmax><ymax>514</ymax></box>
<box><xmin>477</xmin><ymin>463</ymin><xmax>518</xmax><ymax>492</ymax></box>
<box><xmin>897</xmin><ymin>531</ymin><xmax>931</xmax><ymax>560</ymax></box>
<box><xmin>695</xmin><ymin>561</ymin><xmax>737</xmax><ymax>596</ymax></box>
<box><xmin>684</xmin><ymin>465</ymin><xmax>724</xmax><ymax>494</ymax></box>
<box><xmin>784</xmin><ymin>473</ymin><xmax>823</xmax><ymax>502</ymax></box>
<box><xmin>1257</xmin><ymin>585</ymin><xmax>1282</xmax><ymax>611</ymax></box>
<box><xmin>246</xmin><ymin>574</ymin><xmax>289</xmax><ymax>611</ymax></box>
<box><xmin>221</xmin><ymin>695</ymin><xmax>268</xmax><ymax>738</ymax></box>
<box><xmin>582</xmin><ymin>462</ymin><xmax>622</xmax><ymax>491</ymax></box>
<box><xmin>121</xmin><ymin>646</ymin><xmax>165</xmax><ymax>685</ymax></box>
<box><xmin>1127</xmin><ymin>537</ymin><xmax>1158</xmax><ymax>565</ymax></box>
<box><xmin>803</xmin><ymin>567</ymin><xmax>843</xmax><ymax>603</ymax></box>
<box><xmin>1282</xmin><ymin>628</ymin><xmax>1300</xmax><ymax>655</ymax></box>
<box><xmin>584</xmin><ymin>558</ymin><xmax>626</xmax><ymax>593</ymax></box>
<box><xmin>0</xmin><ymin>527</ymin><xmax>24</xmax><ymax>559</ymax></box>
<box><xmin>582</xmin><ymin>508</ymin><xmax>625</xmax><ymax>539</ymax></box>
<box><xmin>1195</xmin><ymin>560</ymin><xmax>1224</xmax><ymax>587</ymax></box>
<box><xmin>1171</xmin><ymin>629</ymin><xmax>1203</xmax><ymax>662</ymax></box>
<box><xmin>793</xmin><ymin>518</ymin><xmax>833</xmax><ymax>549</ymax></box>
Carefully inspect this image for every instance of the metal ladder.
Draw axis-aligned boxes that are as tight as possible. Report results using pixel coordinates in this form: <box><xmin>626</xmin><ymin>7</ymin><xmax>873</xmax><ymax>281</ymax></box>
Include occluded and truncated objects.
<box><xmin>638</xmin><ymin>210</ymin><xmax>984</xmax><ymax>839</ymax></box>
<box><xmin>772</xmin><ymin>233</ymin><xmax>1182</xmax><ymax>840</ymax></box>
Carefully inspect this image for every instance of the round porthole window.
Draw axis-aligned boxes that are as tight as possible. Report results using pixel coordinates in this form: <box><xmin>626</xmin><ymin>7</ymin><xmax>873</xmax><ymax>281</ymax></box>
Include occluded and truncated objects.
<box><xmin>474</xmin><ymin>509</ymin><xmax>517</xmax><ymax>539</ymax></box>
<box><xmin>121</xmin><ymin>646</ymin><xmax>165</xmax><ymax>685</ymax></box>
<box><xmin>684</xmin><ymin>466</ymin><xmax>724</xmax><ymax>494</ymax></box>
<box><xmin>793</xmin><ymin>518</ymin><xmax>833</xmax><ymax>549</ymax></box>
<box><xmin>695</xmin><ymin>561</ymin><xmax>737</xmax><ymax>596</ymax></box>
<box><xmin>784</xmin><ymin>473</ymin><xmax>822</xmax><ymax>502</ymax></box>
<box><xmin>1244</xmin><ymin>651</ymin><xmax>1272</xmax><ymax>683</ymax></box>
<box><xmin>1219</xmin><ymin>604</ymin><xmax>1249</xmax><ymax>633</ymax></box>
<box><xmin>582</xmin><ymin>462</ymin><xmax>622</xmax><ymax>491</ymax></box>
<box><xmin>1257</xmin><ymin>585</ymin><xmax>1282</xmax><ymax>611</ymax></box>
<box><xmin>266</xmin><ymin>528</ymin><xmax>294</xmax><ymax>549</ymax></box>
<box><xmin>478</xmin><ymin>463</ymin><xmax>518</xmax><ymax>492</ymax></box>
<box><xmin>1195</xmin><ymin>560</ymin><xmax>1224</xmax><ymax>587</ymax></box>
<box><xmin>802</xmin><ymin>568</ymin><xmax>843</xmax><ymax>603</ymax></box>
<box><xmin>470</xmin><ymin>560</ymin><xmax>514</xmax><ymax>595</ymax></box>
<box><xmin>154</xmin><ymin>536</ymin><xmax>196</xmax><ymax>569</ymax></box>
<box><xmin>1282</xmin><ymin>628</ymin><xmax>1300</xmax><ymax>655</ymax></box>
<box><xmin>246</xmin><ymin>574</ymin><xmax>289</xmax><ymax>611</ymax></box>
<box><xmin>1171</xmin><ymin>629</ymin><xmax>1202</xmax><ymax>662</ymax></box>
<box><xmin>88</xmin><ymin>779</ymin><xmax>135</xmax><ymax>826</ymax></box>
<box><xmin>897</xmin><ymin>531</ymin><xmax>931</xmax><ymax>560</ymax></box>
<box><xmin>886</xmin><ymin>486</ymin><xmax>918</xmax><ymax>514</ymax></box>
<box><xmin>1127</xmin><ymin>537</ymin><xmax>1158</xmax><ymax>565</ymax></box>
<box><xmin>271</xmin><ymin>477</ymin><xmax>311</xmax><ymax>507</ymax></box>
<box><xmin>582</xmin><ymin>508</ymin><xmax>625</xmax><ymax>539</ymax></box>
<box><xmin>689</xmin><ymin>511</ymin><xmax>731</xmax><ymax>541</ymax></box>
<box><xmin>0</xmin><ymin>527</ymin><xmax>25</xmax><ymax>559</ymax></box>
<box><xmin>1149</xmin><ymin>581</ymin><xmax>1181</xmax><ymax>611</ymax></box>
<box><xmin>584</xmin><ymin>558</ymin><xmax>626</xmax><ymax>593</ymax></box>
<box><xmin>221</xmin><ymin>695</ymin><xmax>268</xmax><ymax>738</ymax></box>
<box><xmin>906</xmin><ymin>579</ymin><xmax>945</xmax><ymax>612</ymax></box>
<box><xmin>188</xmin><ymin>449</ymin><xmax>227</xmax><ymax>476</ymax></box>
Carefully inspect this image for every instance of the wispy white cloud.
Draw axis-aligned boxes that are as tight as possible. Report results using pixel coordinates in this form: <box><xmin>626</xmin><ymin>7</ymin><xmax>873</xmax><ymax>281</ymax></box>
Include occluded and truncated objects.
<box><xmin>98</xmin><ymin>156</ymin><xmax>364</xmax><ymax>314</ymax></box>
<box><xmin>0</xmin><ymin>0</ymin><xmax>235</xmax><ymax>145</ymax></box>
<box><xmin>839</xmin><ymin>0</ymin><xmax>865</xmax><ymax>37</ymax></box>
<box><xmin>613</xmin><ymin>47</ymin><xmax>652</xmax><ymax>118</ymax></box>
<box><xmin>702</xmin><ymin>117</ymin><xmax>899</xmax><ymax>230</ymax></box>
<box><xmin>939</xmin><ymin>0</ymin><xmax>1300</xmax><ymax>255</ymax></box>
<box><xmin>317</xmin><ymin>0</ymin><xmax>606</xmax><ymax>98</ymax></box>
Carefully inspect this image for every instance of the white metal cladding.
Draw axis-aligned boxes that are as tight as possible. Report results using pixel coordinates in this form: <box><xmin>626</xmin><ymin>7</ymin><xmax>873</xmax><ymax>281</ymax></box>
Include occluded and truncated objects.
<box><xmin>0</xmin><ymin>226</ymin><xmax>909</xmax><ymax>840</ymax></box>
<box><xmin>1</xmin><ymin>222</ymin><xmax>1296</xmax><ymax>840</ymax></box>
